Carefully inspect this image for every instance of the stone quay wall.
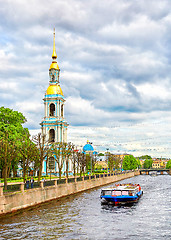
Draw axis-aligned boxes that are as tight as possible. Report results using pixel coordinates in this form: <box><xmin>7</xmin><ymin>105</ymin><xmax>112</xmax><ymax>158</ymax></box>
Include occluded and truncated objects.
<box><xmin>0</xmin><ymin>170</ymin><xmax>139</xmax><ymax>216</ymax></box>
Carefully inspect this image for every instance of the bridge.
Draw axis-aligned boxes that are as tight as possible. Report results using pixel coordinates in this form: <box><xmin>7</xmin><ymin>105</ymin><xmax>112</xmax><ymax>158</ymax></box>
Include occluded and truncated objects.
<box><xmin>139</xmin><ymin>168</ymin><xmax>171</xmax><ymax>175</ymax></box>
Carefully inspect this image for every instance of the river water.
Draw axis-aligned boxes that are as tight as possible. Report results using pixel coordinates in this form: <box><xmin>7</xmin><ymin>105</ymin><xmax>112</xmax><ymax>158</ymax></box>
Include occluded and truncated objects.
<box><xmin>0</xmin><ymin>174</ymin><xmax>171</xmax><ymax>240</ymax></box>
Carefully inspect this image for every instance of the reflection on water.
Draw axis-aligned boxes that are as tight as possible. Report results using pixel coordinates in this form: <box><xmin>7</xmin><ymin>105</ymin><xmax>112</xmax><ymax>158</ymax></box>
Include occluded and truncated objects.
<box><xmin>0</xmin><ymin>175</ymin><xmax>171</xmax><ymax>240</ymax></box>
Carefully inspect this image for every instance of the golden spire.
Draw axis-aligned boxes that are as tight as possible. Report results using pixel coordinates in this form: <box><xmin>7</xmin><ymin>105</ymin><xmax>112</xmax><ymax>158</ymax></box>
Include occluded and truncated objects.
<box><xmin>49</xmin><ymin>28</ymin><xmax>59</xmax><ymax>70</ymax></box>
<box><xmin>52</xmin><ymin>28</ymin><xmax>57</xmax><ymax>59</ymax></box>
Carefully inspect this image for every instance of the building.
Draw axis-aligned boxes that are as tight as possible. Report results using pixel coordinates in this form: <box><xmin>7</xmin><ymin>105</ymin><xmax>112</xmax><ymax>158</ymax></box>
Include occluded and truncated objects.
<box><xmin>40</xmin><ymin>30</ymin><xmax>69</xmax><ymax>175</ymax></box>
<box><xmin>152</xmin><ymin>159</ymin><xmax>165</xmax><ymax>169</ymax></box>
<box><xmin>83</xmin><ymin>141</ymin><xmax>94</xmax><ymax>154</ymax></box>
<box><xmin>83</xmin><ymin>140</ymin><xmax>98</xmax><ymax>156</ymax></box>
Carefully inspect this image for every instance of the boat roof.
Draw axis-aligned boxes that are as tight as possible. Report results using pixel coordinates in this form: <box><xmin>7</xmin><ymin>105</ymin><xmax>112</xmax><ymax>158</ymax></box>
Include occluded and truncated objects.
<box><xmin>102</xmin><ymin>184</ymin><xmax>139</xmax><ymax>191</ymax></box>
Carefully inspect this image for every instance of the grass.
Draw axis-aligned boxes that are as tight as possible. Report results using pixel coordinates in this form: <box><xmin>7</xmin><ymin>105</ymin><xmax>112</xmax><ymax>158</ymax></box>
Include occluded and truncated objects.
<box><xmin>0</xmin><ymin>170</ymin><xmax>118</xmax><ymax>184</ymax></box>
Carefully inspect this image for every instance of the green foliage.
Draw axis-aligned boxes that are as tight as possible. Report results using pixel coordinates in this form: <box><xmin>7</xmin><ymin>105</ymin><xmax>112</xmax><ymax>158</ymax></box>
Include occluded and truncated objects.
<box><xmin>0</xmin><ymin>106</ymin><xmax>27</xmax><ymax>140</ymax></box>
<box><xmin>0</xmin><ymin>107</ymin><xmax>28</xmax><ymax>189</ymax></box>
<box><xmin>166</xmin><ymin>160</ymin><xmax>171</xmax><ymax>169</ymax></box>
<box><xmin>143</xmin><ymin>159</ymin><xmax>153</xmax><ymax>169</ymax></box>
<box><xmin>19</xmin><ymin>133</ymin><xmax>39</xmax><ymax>182</ymax></box>
<box><xmin>107</xmin><ymin>154</ymin><xmax>120</xmax><ymax>172</ymax></box>
<box><xmin>98</xmin><ymin>153</ymin><xmax>104</xmax><ymax>156</ymax></box>
<box><xmin>139</xmin><ymin>155</ymin><xmax>152</xmax><ymax>160</ymax></box>
<box><xmin>122</xmin><ymin>155</ymin><xmax>138</xmax><ymax>170</ymax></box>
<box><xmin>95</xmin><ymin>164</ymin><xmax>103</xmax><ymax>170</ymax></box>
<box><xmin>136</xmin><ymin>158</ymin><xmax>141</xmax><ymax>169</ymax></box>
<box><xmin>94</xmin><ymin>169</ymin><xmax>107</xmax><ymax>173</ymax></box>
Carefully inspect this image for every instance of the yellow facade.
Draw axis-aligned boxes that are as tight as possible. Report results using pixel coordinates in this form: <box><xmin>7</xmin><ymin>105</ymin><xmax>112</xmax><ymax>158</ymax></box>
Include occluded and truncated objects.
<box><xmin>152</xmin><ymin>160</ymin><xmax>165</xmax><ymax>168</ymax></box>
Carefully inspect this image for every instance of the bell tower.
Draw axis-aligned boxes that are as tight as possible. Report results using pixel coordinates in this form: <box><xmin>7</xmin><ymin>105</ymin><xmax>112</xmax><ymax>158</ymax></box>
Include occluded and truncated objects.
<box><xmin>41</xmin><ymin>29</ymin><xmax>68</xmax><ymax>144</ymax></box>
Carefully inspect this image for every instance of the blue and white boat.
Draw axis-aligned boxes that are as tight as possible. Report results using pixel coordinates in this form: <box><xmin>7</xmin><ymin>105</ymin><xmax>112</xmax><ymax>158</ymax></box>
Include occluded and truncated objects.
<box><xmin>100</xmin><ymin>183</ymin><xmax>143</xmax><ymax>205</ymax></box>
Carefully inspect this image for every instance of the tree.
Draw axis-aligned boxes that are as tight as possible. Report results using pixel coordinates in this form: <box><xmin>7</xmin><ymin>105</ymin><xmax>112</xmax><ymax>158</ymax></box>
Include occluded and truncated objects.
<box><xmin>0</xmin><ymin>107</ymin><xmax>27</xmax><ymax>190</ymax></box>
<box><xmin>65</xmin><ymin>142</ymin><xmax>72</xmax><ymax>179</ymax></box>
<box><xmin>122</xmin><ymin>155</ymin><xmax>138</xmax><ymax>170</ymax></box>
<box><xmin>98</xmin><ymin>153</ymin><xmax>104</xmax><ymax>156</ymax></box>
<box><xmin>51</xmin><ymin>142</ymin><xmax>66</xmax><ymax>179</ymax></box>
<box><xmin>76</xmin><ymin>151</ymin><xmax>87</xmax><ymax>176</ymax></box>
<box><xmin>143</xmin><ymin>159</ymin><xmax>153</xmax><ymax>169</ymax></box>
<box><xmin>139</xmin><ymin>155</ymin><xmax>152</xmax><ymax>160</ymax></box>
<box><xmin>166</xmin><ymin>160</ymin><xmax>171</xmax><ymax>169</ymax></box>
<box><xmin>70</xmin><ymin>144</ymin><xmax>77</xmax><ymax>177</ymax></box>
<box><xmin>32</xmin><ymin>133</ymin><xmax>50</xmax><ymax>183</ymax></box>
<box><xmin>136</xmin><ymin>158</ymin><xmax>142</xmax><ymax>169</ymax></box>
<box><xmin>19</xmin><ymin>133</ymin><xmax>39</xmax><ymax>182</ymax></box>
<box><xmin>108</xmin><ymin>154</ymin><xmax>115</xmax><ymax>173</ymax></box>
<box><xmin>0</xmin><ymin>134</ymin><xmax>18</xmax><ymax>189</ymax></box>
<box><xmin>107</xmin><ymin>154</ymin><xmax>121</xmax><ymax>173</ymax></box>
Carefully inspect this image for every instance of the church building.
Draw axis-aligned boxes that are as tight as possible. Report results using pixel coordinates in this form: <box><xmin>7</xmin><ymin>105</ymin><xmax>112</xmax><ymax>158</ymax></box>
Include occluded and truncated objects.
<box><xmin>40</xmin><ymin>30</ymin><xmax>68</xmax><ymax>175</ymax></box>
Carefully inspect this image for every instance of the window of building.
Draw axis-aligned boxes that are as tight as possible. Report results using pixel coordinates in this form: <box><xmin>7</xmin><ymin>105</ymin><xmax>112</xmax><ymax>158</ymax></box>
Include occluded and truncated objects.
<box><xmin>49</xmin><ymin>129</ymin><xmax>55</xmax><ymax>142</ymax></box>
<box><xmin>50</xmin><ymin>103</ymin><xmax>55</xmax><ymax>116</ymax></box>
<box><xmin>61</xmin><ymin>105</ymin><xmax>63</xmax><ymax>117</ymax></box>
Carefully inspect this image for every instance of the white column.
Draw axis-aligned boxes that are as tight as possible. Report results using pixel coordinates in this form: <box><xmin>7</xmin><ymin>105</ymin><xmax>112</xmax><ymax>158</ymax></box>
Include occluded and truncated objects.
<box><xmin>58</xmin><ymin>125</ymin><xmax>60</xmax><ymax>142</ymax></box>
<box><xmin>56</xmin><ymin>102</ymin><xmax>57</xmax><ymax>117</ymax></box>
<box><xmin>59</xmin><ymin>101</ymin><xmax>61</xmax><ymax>117</ymax></box>
<box><xmin>44</xmin><ymin>102</ymin><xmax>46</xmax><ymax>117</ymax></box>
<box><xmin>55</xmin><ymin>126</ymin><xmax>57</xmax><ymax>142</ymax></box>
<box><xmin>61</xmin><ymin>126</ymin><xmax>63</xmax><ymax>142</ymax></box>
<box><xmin>65</xmin><ymin>128</ymin><xmax>67</xmax><ymax>142</ymax></box>
<box><xmin>63</xmin><ymin>103</ymin><xmax>64</xmax><ymax>118</ymax></box>
<box><xmin>57</xmin><ymin>101</ymin><xmax>59</xmax><ymax>117</ymax></box>
<box><xmin>47</xmin><ymin>102</ymin><xmax>49</xmax><ymax>116</ymax></box>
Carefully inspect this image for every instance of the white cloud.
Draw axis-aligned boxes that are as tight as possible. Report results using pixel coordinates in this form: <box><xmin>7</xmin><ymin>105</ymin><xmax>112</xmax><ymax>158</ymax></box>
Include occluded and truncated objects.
<box><xmin>1</xmin><ymin>0</ymin><xmax>171</xmax><ymax>157</ymax></box>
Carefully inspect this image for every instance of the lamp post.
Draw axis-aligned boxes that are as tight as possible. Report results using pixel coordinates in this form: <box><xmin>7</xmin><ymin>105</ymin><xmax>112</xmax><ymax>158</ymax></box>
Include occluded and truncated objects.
<box><xmin>106</xmin><ymin>148</ymin><xmax>109</xmax><ymax>172</ymax></box>
<box><xmin>90</xmin><ymin>153</ymin><xmax>92</xmax><ymax>175</ymax></box>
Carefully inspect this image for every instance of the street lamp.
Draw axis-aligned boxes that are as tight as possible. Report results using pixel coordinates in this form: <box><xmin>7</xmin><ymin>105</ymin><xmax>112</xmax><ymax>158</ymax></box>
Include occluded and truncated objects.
<box><xmin>106</xmin><ymin>148</ymin><xmax>109</xmax><ymax>172</ymax></box>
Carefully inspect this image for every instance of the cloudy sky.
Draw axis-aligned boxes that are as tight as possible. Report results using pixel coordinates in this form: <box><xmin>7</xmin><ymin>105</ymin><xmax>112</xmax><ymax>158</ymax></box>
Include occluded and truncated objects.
<box><xmin>1</xmin><ymin>0</ymin><xmax>171</xmax><ymax>157</ymax></box>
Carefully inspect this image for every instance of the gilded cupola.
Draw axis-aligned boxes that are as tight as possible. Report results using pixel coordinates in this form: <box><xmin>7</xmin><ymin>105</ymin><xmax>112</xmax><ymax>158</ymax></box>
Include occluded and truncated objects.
<box><xmin>49</xmin><ymin>28</ymin><xmax>59</xmax><ymax>70</ymax></box>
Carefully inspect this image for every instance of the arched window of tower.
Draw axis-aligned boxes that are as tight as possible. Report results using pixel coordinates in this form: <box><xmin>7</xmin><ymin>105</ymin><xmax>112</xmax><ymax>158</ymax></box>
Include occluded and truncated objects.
<box><xmin>49</xmin><ymin>156</ymin><xmax>55</xmax><ymax>170</ymax></box>
<box><xmin>49</xmin><ymin>129</ymin><xmax>55</xmax><ymax>142</ymax></box>
<box><xmin>61</xmin><ymin>105</ymin><xmax>63</xmax><ymax>117</ymax></box>
<box><xmin>50</xmin><ymin>103</ymin><xmax>55</xmax><ymax>116</ymax></box>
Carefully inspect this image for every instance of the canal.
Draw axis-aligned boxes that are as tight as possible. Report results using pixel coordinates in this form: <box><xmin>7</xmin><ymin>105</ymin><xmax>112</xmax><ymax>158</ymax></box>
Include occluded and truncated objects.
<box><xmin>0</xmin><ymin>174</ymin><xmax>171</xmax><ymax>239</ymax></box>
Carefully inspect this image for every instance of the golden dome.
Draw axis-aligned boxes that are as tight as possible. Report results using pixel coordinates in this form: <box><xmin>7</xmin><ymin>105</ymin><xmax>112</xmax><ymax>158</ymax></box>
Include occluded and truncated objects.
<box><xmin>49</xmin><ymin>62</ymin><xmax>59</xmax><ymax>70</ymax></box>
<box><xmin>46</xmin><ymin>85</ymin><xmax>63</xmax><ymax>96</ymax></box>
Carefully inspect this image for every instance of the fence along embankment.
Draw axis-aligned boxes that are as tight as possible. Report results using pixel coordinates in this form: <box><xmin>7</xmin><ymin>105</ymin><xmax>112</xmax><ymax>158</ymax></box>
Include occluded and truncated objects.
<box><xmin>0</xmin><ymin>170</ymin><xmax>139</xmax><ymax>216</ymax></box>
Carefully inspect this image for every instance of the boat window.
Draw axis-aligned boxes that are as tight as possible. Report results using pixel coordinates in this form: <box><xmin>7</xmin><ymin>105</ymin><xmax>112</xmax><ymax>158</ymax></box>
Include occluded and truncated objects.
<box><xmin>104</xmin><ymin>190</ymin><xmax>112</xmax><ymax>195</ymax></box>
<box><xmin>122</xmin><ymin>191</ymin><xmax>129</xmax><ymax>195</ymax></box>
<box><xmin>112</xmin><ymin>190</ymin><xmax>121</xmax><ymax>196</ymax></box>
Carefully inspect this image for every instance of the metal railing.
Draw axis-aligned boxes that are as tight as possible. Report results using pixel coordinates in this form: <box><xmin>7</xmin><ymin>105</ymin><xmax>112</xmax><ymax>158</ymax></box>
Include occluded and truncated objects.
<box><xmin>68</xmin><ymin>178</ymin><xmax>75</xmax><ymax>183</ymax></box>
<box><xmin>57</xmin><ymin>179</ymin><xmax>66</xmax><ymax>185</ymax></box>
<box><xmin>76</xmin><ymin>177</ymin><xmax>83</xmax><ymax>182</ymax></box>
<box><xmin>2</xmin><ymin>170</ymin><xmax>135</xmax><ymax>193</ymax></box>
<box><xmin>44</xmin><ymin>180</ymin><xmax>55</xmax><ymax>187</ymax></box>
<box><xmin>4</xmin><ymin>184</ymin><xmax>20</xmax><ymax>192</ymax></box>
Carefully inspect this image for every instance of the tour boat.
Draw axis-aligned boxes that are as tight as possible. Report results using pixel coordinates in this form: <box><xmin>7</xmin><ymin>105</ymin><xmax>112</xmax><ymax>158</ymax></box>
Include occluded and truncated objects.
<box><xmin>100</xmin><ymin>183</ymin><xmax>143</xmax><ymax>205</ymax></box>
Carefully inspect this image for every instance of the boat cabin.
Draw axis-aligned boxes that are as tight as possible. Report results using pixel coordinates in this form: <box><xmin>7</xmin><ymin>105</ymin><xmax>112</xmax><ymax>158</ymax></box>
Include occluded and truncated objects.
<box><xmin>101</xmin><ymin>184</ymin><xmax>139</xmax><ymax>197</ymax></box>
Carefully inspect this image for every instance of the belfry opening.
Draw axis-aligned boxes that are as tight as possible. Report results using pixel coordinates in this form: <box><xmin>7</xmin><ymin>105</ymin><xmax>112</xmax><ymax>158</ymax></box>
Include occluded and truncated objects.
<box><xmin>49</xmin><ymin>129</ymin><xmax>55</xmax><ymax>142</ymax></box>
<box><xmin>50</xmin><ymin>103</ymin><xmax>55</xmax><ymax>116</ymax></box>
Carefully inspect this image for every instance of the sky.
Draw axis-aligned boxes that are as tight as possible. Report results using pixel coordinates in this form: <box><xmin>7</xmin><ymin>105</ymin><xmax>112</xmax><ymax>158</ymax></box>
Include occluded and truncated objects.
<box><xmin>1</xmin><ymin>0</ymin><xmax>171</xmax><ymax>157</ymax></box>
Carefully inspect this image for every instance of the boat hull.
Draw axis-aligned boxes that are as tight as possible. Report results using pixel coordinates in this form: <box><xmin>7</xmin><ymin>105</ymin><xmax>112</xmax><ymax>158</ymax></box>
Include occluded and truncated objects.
<box><xmin>101</xmin><ymin>190</ymin><xmax>143</xmax><ymax>205</ymax></box>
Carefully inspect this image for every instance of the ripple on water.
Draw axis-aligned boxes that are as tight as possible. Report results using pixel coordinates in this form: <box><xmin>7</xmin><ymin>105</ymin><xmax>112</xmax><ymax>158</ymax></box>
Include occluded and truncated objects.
<box><xmin>0</xmin><ymin>175</ymin><xmax>171</xmax><ymax>240</ymax></box>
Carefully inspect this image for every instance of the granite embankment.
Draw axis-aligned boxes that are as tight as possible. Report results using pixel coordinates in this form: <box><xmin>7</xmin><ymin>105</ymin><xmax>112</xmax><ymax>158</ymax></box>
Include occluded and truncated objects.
<box><xmin>0</xmin><ymin>170</ymin><xmax>139</xmax><ymax>215</ymax></box>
